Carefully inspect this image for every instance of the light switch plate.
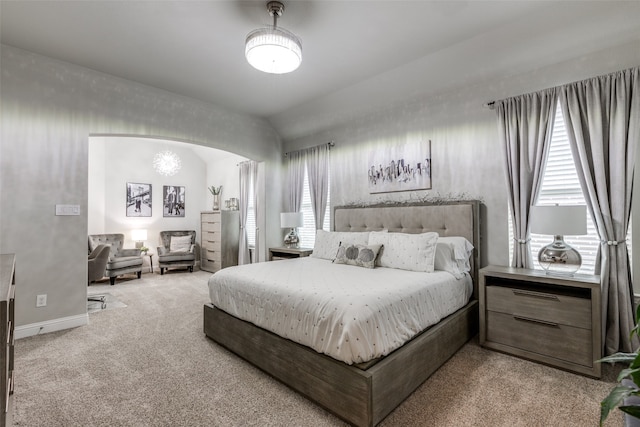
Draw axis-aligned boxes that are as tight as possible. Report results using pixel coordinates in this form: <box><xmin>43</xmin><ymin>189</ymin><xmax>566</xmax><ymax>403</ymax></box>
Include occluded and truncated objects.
<box><xmin>55</xmin><ymin>204</ymin><xmax>80</xmax><ymax>216</ymax></box>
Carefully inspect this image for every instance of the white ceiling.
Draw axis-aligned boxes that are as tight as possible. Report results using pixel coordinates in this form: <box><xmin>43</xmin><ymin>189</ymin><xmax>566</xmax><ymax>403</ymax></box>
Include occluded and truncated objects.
<box><xmin>2</xmin><ymin>1</ymin><xmax>640</xmax><ymax>141</ymax></box>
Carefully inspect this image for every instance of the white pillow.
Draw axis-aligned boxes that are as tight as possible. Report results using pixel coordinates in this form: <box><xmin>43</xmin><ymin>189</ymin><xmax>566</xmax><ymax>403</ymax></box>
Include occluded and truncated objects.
<box><xmin>434</xmin><ymin>236</ymin><xmax>474</xmax><ymax>278</ymax></box>
<box><xmin>170</xmin><ymin>235</ymin><xmax>192</xmax><ymax>252</ymax></box>
<box><xmin>368</xmin><ymin>232</ymin><xmax>439</xmax><ymax>272</ymax></box>
<box><xmin>311</xmin><ymin>230</ymin><xmax>370</xmax><ymax>260</ymax></box>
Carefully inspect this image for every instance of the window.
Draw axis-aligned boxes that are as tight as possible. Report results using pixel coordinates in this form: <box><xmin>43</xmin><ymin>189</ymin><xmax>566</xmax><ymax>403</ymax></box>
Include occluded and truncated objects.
<box><xmin>509</xmin><ymin>101</ymin><xmax>631</xmax><ymax>274</ymax></box>
<box><xmin>246</xmin><ymin>180</ymin><xmax>256</xmax><ymax>247</ymax></box>
<box><xmin>298</xmin><ymin>166</ymin><xmax>330</xmax><ymax>249</ymax></box>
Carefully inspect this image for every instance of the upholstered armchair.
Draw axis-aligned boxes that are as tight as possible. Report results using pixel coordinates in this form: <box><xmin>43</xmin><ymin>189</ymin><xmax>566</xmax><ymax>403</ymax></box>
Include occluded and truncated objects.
<box><xmin>88</xmin><ymin>244</ymin><xmax>110</xmax><ymax>284</ymax></box>
<box><xmin>88</xmin><ymin>234</ymin><xmax>143</xmax><ymax>285</ymax></box>
<box><xmin>157</xmin><ymin>230</ymin><xmax>196</xmax><ymax>275</ymax></box>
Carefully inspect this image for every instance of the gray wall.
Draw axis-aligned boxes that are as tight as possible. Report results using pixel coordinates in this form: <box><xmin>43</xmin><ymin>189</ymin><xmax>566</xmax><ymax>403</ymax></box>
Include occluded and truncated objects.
<box><xmin>0</xmin><ymin>45</ymin><xmax>283</xmax><ymax>331</ymax></box>
<box><xmin>283</xmin><ymin>41</ymin><xmax>640</xmax><ymax>274</ymax></box>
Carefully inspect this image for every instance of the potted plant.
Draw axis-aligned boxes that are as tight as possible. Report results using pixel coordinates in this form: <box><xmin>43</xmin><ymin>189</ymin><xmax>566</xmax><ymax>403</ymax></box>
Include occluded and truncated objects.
<box><xmin>208</xmin><ymin>185</ymin><xmax>222</xmax><ymax>210</ymax></box>
<box><xmin>139</xmin><ymin>246</ymin><xmax>149</xmax><ymax>255</ymax></box>
<box><xmin>599</xmin><ymin>304</ymin><xmax>640</xmax><ymax>426</ymax></box>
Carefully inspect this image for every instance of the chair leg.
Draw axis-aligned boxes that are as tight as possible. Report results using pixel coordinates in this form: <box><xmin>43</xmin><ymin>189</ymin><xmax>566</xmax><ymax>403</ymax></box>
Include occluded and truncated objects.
<box><xmin>189</xmin><ymin>266</ymin><xmax>193</xmax><ymax>273</ymax></box>
<box><xmin>110</xmin><ymin>276</ymin><xmax>116</xmax><ymax>286</ymax></box>
<box><xmin>137</xmin><ymin>271</ymin><xmax>141</xmax><ymax>279</ymax></box>
<box><xmin>160</xmin><ymin>268</ymin><xmax>164</xmax><ymax>275</ymax></box>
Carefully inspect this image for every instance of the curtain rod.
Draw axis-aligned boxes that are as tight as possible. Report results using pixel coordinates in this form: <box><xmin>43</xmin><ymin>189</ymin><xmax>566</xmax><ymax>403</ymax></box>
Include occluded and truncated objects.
<box><xmin>284</xmin><ymin>141</ymin><xmax>335</xmax><ymax>157</ymax></box>
<box><xmin>483</xmin><ymin>66</ymin><xmax>638</xmax><ymax>112</ymax></box>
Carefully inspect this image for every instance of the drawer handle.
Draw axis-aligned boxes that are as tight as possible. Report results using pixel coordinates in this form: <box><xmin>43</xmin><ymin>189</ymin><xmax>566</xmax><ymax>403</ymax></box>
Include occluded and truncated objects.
<box><xmin>512</xmin><ymin>289</ymin><xmax>559</xmax><ymax>300</ymax></box>
<box><xmin>513</xmin><ymin>315</ymin><xmax>559</xmax><ymax>328</ymax></box>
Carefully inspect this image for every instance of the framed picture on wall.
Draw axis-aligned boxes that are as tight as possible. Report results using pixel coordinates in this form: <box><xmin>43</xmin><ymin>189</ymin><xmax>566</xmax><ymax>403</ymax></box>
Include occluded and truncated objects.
<box><xmin>368</xmin><ymin>140</ymin><xmax>432</xmax><ymax>194</ymax></box>
<box><xmin>163</xmin><ymin>185</ymin><xmax>185</xmax><ymax>217</ymax></box>
<box><xmin>126</xmin><ymin>182</ymin><xmax>152</xmax><ymax>217</ymax></box>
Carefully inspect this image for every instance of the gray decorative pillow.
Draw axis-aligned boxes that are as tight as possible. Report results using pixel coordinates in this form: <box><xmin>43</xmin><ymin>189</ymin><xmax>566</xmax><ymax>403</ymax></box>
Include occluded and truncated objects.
<box><xmin>333</xmin><ymin>243</ymin><xmax>383</xmax><ymax>269</ymax></box>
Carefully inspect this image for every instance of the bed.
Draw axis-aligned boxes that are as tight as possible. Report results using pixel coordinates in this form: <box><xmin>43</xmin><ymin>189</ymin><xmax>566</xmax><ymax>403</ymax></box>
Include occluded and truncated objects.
<box><xmin>203</xmin><ymin>201</ymin><xmax>480</xmax><ymax>426</ymax></box>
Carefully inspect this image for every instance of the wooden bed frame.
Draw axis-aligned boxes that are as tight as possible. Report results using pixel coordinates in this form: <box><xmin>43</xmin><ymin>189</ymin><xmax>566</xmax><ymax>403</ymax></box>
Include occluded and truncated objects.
<box><xmin>204</xmin><ymin>201</ymin><xmax>480</xmax><ymax>426</ymax></box>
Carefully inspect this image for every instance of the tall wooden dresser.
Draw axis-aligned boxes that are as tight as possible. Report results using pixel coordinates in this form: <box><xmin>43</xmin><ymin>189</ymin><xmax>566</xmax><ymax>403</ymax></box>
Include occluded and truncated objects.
<box><xmin>0</xmin><ymin>254</ymin><xmax>15</xmax><ymax>426</ymax></box>
<box><xmin>201</xmin><ymin>211</ymin><xmax>239</xmax><ymax>273</ymax></box>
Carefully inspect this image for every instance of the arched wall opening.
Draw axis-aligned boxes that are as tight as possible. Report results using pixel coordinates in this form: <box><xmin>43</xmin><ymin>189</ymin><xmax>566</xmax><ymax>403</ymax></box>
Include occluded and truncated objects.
<box><xmin>88</xmin><ymin>135</ymin><xmax>254</xmax><ymax>270</ymax></box>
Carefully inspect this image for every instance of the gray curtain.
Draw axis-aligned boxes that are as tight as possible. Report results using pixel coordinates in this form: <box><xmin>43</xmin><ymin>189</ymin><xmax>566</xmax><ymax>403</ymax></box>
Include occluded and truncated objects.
<box><xmin>496</xmin><ymin>89</ymin><xmax>558</xmax><ymax>268</ymax></box>
<box><xmin>305</xmin><ymin>144</ymin><xmax>330</xmax><ymax>229</ymax></box>
<box><xmin>249</xmin><ymin>161</ymin><xmax>259</xmax><ymax>262</ymax></box>
<box><xmin>238</xmin><ymin>161</ymin><xmax>252</xmax><ymax>265</ymax></box>
<box><xmin>287</xmin><ymin>150</ymin><xmax>306</xmax><ymax>212</ymax></box>
<box><xmin>559</xmin><ymin>67</ymin><xmax>640</xmax><ymax>354</ymax></box>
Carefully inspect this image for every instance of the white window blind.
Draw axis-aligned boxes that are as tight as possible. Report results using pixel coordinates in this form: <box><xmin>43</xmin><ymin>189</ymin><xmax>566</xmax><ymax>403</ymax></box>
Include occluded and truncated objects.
<box><xmin>246</xmin><ymin>180</ymin><xmax>256</xmax><ymax>247</ymax></box>
<box><xmin>509</xmin><ymin>101</ymin><xmax>631</xmax><ymax>274</ymax></box>
<box><xmin>299</xmin><ymin>166</ymin><xmax>330</xmax><ymax>249</ymax></box>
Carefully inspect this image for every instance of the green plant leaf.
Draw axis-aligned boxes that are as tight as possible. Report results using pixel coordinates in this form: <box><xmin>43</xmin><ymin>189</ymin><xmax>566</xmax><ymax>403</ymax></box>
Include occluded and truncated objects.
<box><xmin>598</xmin><ymin>352</ymin><xmax>638</xmax><ymax>364</ymax></box>
<box><xmin>601</xmin><ymin>385</ymin><xmax>636</xmax><ymax>425</ymax></box>
<box><xmin>618</xmin><ymin>367</ymin><xmax>640</xmax><ymax>382</ymax></box>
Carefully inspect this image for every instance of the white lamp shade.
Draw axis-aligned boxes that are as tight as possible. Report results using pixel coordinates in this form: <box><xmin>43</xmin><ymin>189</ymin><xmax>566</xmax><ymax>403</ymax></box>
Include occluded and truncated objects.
<box><xmin>131</xmin><ymin>229</ymin><xmax>148</xmax><ymax>242</ymax></box>
<box><xmin>530</xmin><ymin>205</ymin><xmax>587</xmax><ymax>236</ymax></box>
<box><xmin>245</xmin><ymin>27</ymin><xmax>302</xmax><ymax>74</ymax></box>
<box><xmin>281</xmin><ymin>212</ymin><xmax>304</xmax><ymax>228</ymax></box>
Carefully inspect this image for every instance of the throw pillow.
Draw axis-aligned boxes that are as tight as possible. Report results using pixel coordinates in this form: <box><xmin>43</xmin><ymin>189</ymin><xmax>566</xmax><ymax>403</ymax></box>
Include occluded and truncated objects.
<box><xmin>434</xmin><ymin>236</ymin><xmax>474</xmax><ymax>278</ymax></box>
<box><xmin>169</xmin><ymin>235</ymin><xmax>192</xmax><ymax>253</ymax></box>
<box><xmin>333</xmin><ymin>243</ymin><xmax>383</xmax><ymax>269</ymax></box>
<box><xmin>311</xmin><ymin>230</ymin><xmax>370</xmax><ymax>260</ymax></box>
<box><xmin>368</xmin><ymin>232</ymin><xmax>439</xmax><ymax>272</ymax></box>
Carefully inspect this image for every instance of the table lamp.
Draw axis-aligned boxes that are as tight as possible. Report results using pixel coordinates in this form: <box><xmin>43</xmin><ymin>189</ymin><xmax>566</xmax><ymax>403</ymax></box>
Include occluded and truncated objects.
<box><xmin>281</xmin><ymin>212</ymin><xmax>304</xmax><ymax>248</ymax></box>
<box><xmin>530</xmin><ymin>205</ymin><xmax>587</xmax><ymax>276</ymax></box>
<box><xmin>131</xmin><ymin>229</ymin><xmax>148</xmax><ymax>249</ymax></box>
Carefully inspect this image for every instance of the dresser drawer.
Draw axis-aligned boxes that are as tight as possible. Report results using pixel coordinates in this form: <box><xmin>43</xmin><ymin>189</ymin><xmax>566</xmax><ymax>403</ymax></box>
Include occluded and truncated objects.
<box><xmin>202</xmin><ymin>231</ymin><xmax>221</xmax><ymax>244</ymax></box>
<box><xmin>202</xmin><ymin>221</ymin><xmax>221</xmax><ymax>232</ymax></box>
<box><xmin>201</xmin><ymin>212</ymin><xmax>221</xmax><ymax>223</ymax></box>
<box><xmin>202</xmin><ymin>240</ymin><xmax>220</xmax><ymax>252</ymax></box>
<box><xmin>486</xmin><ymin>285</ymin><xmax>591</xmax><ymax>329</ymax></box>
<box><xmin>204</xmin><ymin>249</ymin><xmax>222</xmax><ymax>262</ymax></box>
<box><xmin>486</xmin><ymin>311</ymin><xmax>593</xmax><ymax>367</ymax></box>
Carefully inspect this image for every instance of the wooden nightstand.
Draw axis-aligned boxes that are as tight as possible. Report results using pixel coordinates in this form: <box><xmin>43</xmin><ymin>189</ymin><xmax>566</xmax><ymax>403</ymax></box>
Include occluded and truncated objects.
<box><xmin>269</xmin><ymin>247</ymin><xmax>313</xmax><ymax>261</ymax></box>
<box><xmin>479</xmin><ymin>265</ymin><xmax>601</xmax><ymax>378</ymax></box>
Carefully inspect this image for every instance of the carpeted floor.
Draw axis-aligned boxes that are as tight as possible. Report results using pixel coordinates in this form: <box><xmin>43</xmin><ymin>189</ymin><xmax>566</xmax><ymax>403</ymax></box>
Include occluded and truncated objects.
<box><xmin>14</xmin><ymin>270</ymin><xmax>624</xmax><ymax>426</ymax></box>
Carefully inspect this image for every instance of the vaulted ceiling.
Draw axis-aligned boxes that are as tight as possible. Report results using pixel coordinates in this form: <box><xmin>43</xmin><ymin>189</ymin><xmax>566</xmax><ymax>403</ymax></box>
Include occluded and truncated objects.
<box><xmin>2</xmin><ymin>1</ymin><xmax>639</xmax><ymax>141</ymax></box>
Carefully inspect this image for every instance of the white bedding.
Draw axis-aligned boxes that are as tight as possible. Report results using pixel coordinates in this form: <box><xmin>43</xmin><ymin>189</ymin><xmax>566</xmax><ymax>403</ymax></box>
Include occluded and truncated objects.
<box><xmin>208</xmin><ymin>257</ymin><xmax>472</xmax><ymax>365</ymax></box>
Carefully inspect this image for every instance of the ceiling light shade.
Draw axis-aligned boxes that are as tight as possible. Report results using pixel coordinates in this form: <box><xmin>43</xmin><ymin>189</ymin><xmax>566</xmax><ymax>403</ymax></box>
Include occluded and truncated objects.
<box><xmin>245</xmin><ymin>1</ymin><xmax>302</xmax><ymax>74</ymax></box>
<box><xmin>153</xmin><ymin>150</ymin><xmax>181</xmax><ymax>176</ymax></box>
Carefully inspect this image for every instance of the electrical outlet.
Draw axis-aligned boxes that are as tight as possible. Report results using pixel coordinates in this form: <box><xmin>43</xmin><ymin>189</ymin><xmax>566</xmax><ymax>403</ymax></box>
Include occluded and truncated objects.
<box><xmin>36</xmin><ymin>294</ymin><xmax>47</xmax><ymax>307</ymax></box>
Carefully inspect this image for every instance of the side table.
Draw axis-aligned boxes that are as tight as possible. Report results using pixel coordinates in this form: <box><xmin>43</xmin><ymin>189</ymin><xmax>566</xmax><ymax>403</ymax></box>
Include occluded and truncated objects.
<box><xmin>142</xmin><ymin>253</ymin><xmax>154</xmax><ymax>273</ymax></box>
<box><xmin>479</xmin><ymin>265</ymin><xmax>601</xmax><ymax>378</ymax></box>
<box><xmin>269</xmin><ymin>247</ymin><xmax>313</xmax><ymax>261</ymax></box>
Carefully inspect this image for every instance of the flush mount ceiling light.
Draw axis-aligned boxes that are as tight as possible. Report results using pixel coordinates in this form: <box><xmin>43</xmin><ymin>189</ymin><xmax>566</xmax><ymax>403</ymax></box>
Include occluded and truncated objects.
<box><xmin>153</xmin><ymin>150</ymin><xmax>181</xmax><ymax>176</ymax></box>
<box><xmin>245</xmin><ymin>1</ymin><xmax>302</xmax><ymax>74</ymax></box>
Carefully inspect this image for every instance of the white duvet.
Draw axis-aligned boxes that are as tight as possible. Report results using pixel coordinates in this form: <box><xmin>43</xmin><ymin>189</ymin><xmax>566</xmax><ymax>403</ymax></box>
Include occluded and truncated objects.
<box><xmin>208</xmin><ymin>257</ymin><xmax>472</xmax><ymax>365</ymax></box>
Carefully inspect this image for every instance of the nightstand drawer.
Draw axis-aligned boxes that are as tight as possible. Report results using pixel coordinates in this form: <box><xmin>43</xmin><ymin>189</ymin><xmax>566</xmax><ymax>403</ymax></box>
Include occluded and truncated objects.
<box><xmin>486</xmin><ymin>285</ymin><xmax>591</xmax><ymax>329</ymax></box>
<box><xmin>487</xmin><ymin>311</ymin><xmax>592</xmax><ymax>367</ymax></box>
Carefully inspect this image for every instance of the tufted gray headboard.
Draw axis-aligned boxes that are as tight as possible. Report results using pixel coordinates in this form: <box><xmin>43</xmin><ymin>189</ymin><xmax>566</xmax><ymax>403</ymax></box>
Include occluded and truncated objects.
<box><xmin>334</xmin><ymin>201</ymin><xmax>480</xmax><ymax>297</ymax></box>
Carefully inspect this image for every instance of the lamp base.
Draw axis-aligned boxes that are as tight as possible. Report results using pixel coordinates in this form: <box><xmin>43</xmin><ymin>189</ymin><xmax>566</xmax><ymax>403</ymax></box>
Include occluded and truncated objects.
<box><xmin>284</xmin><ymin>228</ymin><xmax>299</xmax><ymax>248</ymax></box>
<box><xmin>135</xmin><ymin>241</ymin><xmax>144</xmax><ymax>249</ymax></box>
<box><xmin>538</xmin><ymin>235</ymin><xmax>582</xmax><ymax>276</ymax></box>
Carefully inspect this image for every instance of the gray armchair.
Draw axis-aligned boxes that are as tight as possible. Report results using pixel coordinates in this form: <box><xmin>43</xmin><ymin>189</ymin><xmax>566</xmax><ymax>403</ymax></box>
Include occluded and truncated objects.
<box><xmin>88</xmin><ymin>244</ymin><xmax>110</xmax><ymax>284</ymax></box>
<box><xmin>87</xmin><ymin>244</ymin><xmax>110</xmax><ymax>308</ymax></box>
<box><xmin>88</xmin><ymin>234</ymin><xmax>143</xmax><ymax>285</ymax></box>
<box><xmin>157</xmin><ymin>230</ymin><xmax>196</xmax><ymax>275</ymax></box>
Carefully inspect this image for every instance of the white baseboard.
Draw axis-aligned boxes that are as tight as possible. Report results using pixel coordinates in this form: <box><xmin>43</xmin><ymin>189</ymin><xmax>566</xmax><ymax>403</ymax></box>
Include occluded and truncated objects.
<box><xmin>15</xmin><ymin>313</ymin><xmax>89</xmax><ymax>339</ymax></box>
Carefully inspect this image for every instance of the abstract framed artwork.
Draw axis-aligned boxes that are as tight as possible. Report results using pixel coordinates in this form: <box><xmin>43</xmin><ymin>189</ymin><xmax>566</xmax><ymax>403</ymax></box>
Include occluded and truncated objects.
<box><xmin>368</xmin><ymin>140</ymin><xmax>432</xmax><ymax>194</ymax></box>
<box><xmin>126</xmin><ymin>182</ymin><xmax>152</xmax><ymax>217</ymax></box>
<box><xmin>163</xmin><ymin>185</ymin><xmax>185</xmax><ymax>217</ymax></box>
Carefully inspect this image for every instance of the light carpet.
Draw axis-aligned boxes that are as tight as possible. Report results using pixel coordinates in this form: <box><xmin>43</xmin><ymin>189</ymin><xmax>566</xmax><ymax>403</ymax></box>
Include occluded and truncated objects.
<box><xmin>15</xmin><ymin>270</ymin><xmax>624</xmax><ymax>426</ymax></box>
<box><xmin>87</xmin><ymin>292</ymin><xmax>127</xmax><ymax>313</ymax></box>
